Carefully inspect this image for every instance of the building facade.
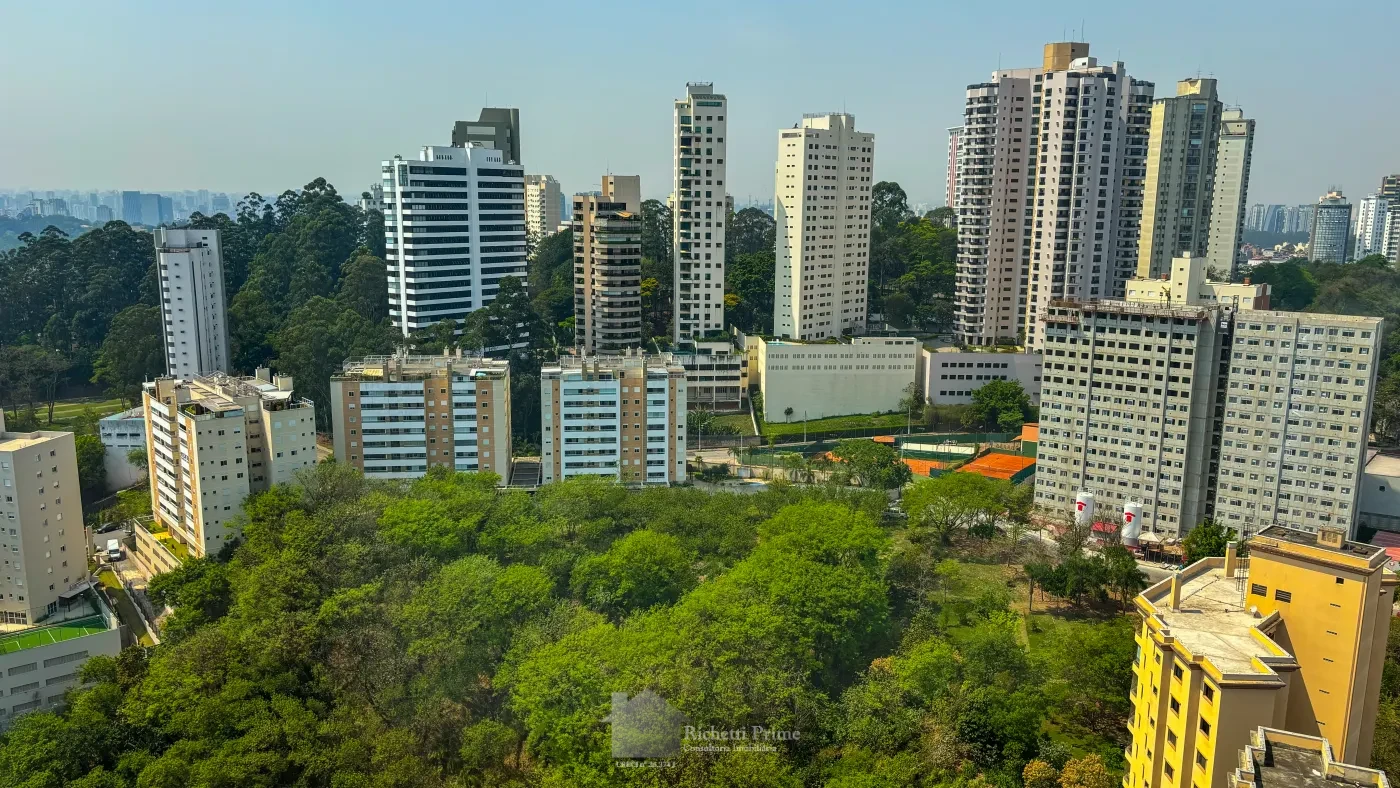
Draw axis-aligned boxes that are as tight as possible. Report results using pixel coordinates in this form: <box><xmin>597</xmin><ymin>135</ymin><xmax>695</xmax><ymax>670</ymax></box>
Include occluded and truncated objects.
<box><xmin>573</xmin><ymin>176</ymin><xmax>643</xmax><ymax>353</ymax></box>
<box><xmin>0</xmin><ymin>426</ymin><xmax>88</xmax><ymax>628</ymax></box>
<box><xmin>382</xmin><ymin>146</ymin><xmax>527</xmax><ymax>338</ymax></box>
<box><xmin>1124</xmin><ymin>529</ymin><xmax>1397</xmax><ymax>788</ymax></box>
<box><xmin>524</xmin><ymin>174</ymin><xmax>563</xmax><ymax>243</ymax></box>
<box><xmin>1138</xmin><ymin>79</ymin><xmax>1224</xmax><ymax>279</ymax></box>
<box><xmin>97</xmin><ymin>407</ymin><xmax>147</xmax><ymax>490</ymax></box>
<box><xmin>451</xmin><ymin>108</ymin><xmax>521</xmax><ymax>164</ymax></box>
<box><xmin>143</xmin><ymin>371</ymin><xmax>316</xmax><ymax>558</ymax></box>
<box><xmin>751</xmin><ymin>336</ymin><xmax>918</xmax><ymax>421</ymax></box>
<box><xmin>672</xmin><ymin>339</ymin><xmax>747</xmax><ymax>413</ymax></box>
<box><xmin>0</xmin><ymin>591</ymin><xmax>121</xmax><ymax>727</ymax></box>
<box><xmin>1206</xmin><ymin>109</ymin><xmax>1255</xmax><ymax>280</ymax></box>
<box><xmin>1308</xmin><ymin>191</ymin><xmax>1351</xmax><ymax>263</ymax></box>
<box><xmin>155</xmin><ymin>227</ymin><xmax>229</xmax><ymax>379</ymax></box>
<box><xmin>918</xmin><ymin>348</ymin><xmax>1043</xmax><ymax>406</ymax></box>
<box><xmin>540</xmin><ymin>354</ymin><xmax>687</xmax><ymax>485</ymax></box>
<box><xmin>672</xmin><ymin>83</ymin><xmax>728</xmax><ymax>340</ymax></box>
<box><xmin>330</xmin><ymin>352</ymin><xmax>511</xmax><ymax>481</ymax></box>
<box><xmin>1354</xmin><ymin>194</ymin><xmax>1389</xmax><ymax>259</ymax></box>
<box><xmin>773</xmin><ymin>113</ymin><xmax>875</xmax><ymax>340</ymax></box>
<box><xmin>945</xmin><ymin>126</ymin><xmax>962</xmax><ymax>208</ymax></box>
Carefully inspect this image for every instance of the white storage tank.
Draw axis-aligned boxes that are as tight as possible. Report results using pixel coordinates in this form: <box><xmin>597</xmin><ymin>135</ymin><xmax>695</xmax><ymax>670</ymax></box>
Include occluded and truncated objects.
<box><xmin>1122</xmin><ymin>500</ymin><xmax>1143</xmax><ymax>547</ymax></box>
<box><xmin>1074</xmin><ymin>491</ymin><xmax>1096</xmax><ymax>528</ymax></box>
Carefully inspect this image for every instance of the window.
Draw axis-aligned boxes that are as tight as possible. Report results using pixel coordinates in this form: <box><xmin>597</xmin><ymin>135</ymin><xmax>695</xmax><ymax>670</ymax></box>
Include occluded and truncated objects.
<box><xmin>1172</xmin><ymin>665</ymin><xmax>1183</xmax><ymax>680</ymax></box>
<box><xmin>1203</xmin><ymin>684</ymin><xmax>1215</xmax><ymax>702</ymax></box>
<box><xmin>1199</xmin><ymin>719</ymin><xmax>1211</xmax><ymax>737</ymax></box>
<box><xmin>1250</xmin><ymin>583</ymin><xmax>1266</xmax><ymax>596</ymax></box>
<box><xmin>1196</xmin><ymin>752</ymin><xmax>1208</xmax><ymax>769</ymax></box>
<box><xmin>1170</xmin><ymin>697</ymin><xmax>1180</xmax><ymax>714</ymax></box>
<box><xmin>1274</xmin><ymin>589</ymin><xmax>1292</xmax><ymax>603</ymax></box>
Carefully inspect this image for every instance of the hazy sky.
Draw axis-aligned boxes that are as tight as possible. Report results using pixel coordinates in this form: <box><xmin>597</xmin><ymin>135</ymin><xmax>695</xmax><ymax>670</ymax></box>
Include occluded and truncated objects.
<box><xmin>3</xmin><ymin>0</ymin><xmax>1396</xmax><ymax>208</ymax></box>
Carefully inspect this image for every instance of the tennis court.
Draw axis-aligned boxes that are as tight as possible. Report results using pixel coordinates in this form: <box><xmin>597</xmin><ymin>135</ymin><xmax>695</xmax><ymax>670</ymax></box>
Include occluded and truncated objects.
<box><xmin>0</xmin><ymin>615</ymin><xmax>106</xmax><ymax>654</ymax></box>
<box><xmin>957</xmin><ymin>452</ymin><xmax>1037</xmax><ymax>483</ymax></box>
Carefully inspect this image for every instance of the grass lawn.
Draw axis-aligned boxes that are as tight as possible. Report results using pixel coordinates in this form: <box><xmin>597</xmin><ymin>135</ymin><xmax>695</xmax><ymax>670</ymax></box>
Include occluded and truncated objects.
<box><xmin>710</xmin><ymin>413</ymin><xmax>756</xmax><ymax>436</ymax></box>
<box><xmin>97</xmin><ymin>568</ymin><xmax>154</xmax><ymax>646</ymax></box>
<box><xmin>0</xmin><ymin>615</ymin><xmax>106</xmax><ymax>655</ymax></box>
<box><xmin>49</xmin><ymin>396</ymin><xmax>125</xmax><ymax>420</ymax></box>
<box><xmin>762</xmin><ymin>412</ymin><xmax>910</xmax><ymax>438</ymax></box>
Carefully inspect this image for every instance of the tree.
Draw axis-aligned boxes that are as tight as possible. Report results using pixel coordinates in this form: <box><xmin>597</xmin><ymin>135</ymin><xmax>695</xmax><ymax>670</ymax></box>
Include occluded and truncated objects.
<box><xmin>334</xmin><ymin>248</ymin><xmax>390</xmax><ymax>323</ymax></box>
<box><xmin>1247</xmin><ymin>259</ymin><xmax>1317</xmax><ymax>310</ymax></box>
<box><xmin>872</xmin><ymin>182</ymin><xmax>913</xmax><ymax>233</ymax></box>
<box><xmin>1059</xmin><ymin>755</ymin><xmax>1116</xmax><ymax>788</ymax></box>
<box><xmin>75</xmin><ymin>434</ymin><xmax>107</xmax><ymax>501</ymax></box>
<box><xmin>903</xmin><ymin>472</ymin><xmax>1008</xmax><ymax>544</ymax></box>
<box><xmin>126</xmin><ymin>446</ymin><xmax>148</xmax><ymax>474</ymax></box>
<box><xmin>569</xmin><ymin>530</ymin><xmax>695</xmax><ymax>618</ymax></box>
<box><xmin>1024</xmin><ymin>760</ymin><xmax>1060</xmax><ymax>788</ymax></box>
<box><xmin>965</xmin><ymin>379</ymin><xmax>1031</xmax><ymax>433</ymax></box>
<box><xmin>728</xmin><ymin>207</ymin><xmax>776</xmax><ymax>259</ymax></box>
<box><xmin>727</xmin><ymin>250</ymin><xmax>776</xmax><ymax>332</ymax></box>
<box><xmin>831</xmin><ymin>439</ymin><xmax>913</xmax><ymax>489</ymax></box>
<box><xmin>91</xmin><ymin>305</ymin><xmax>164</xmax><ymax>407</ymax></box>
<box><xmin>784</xmin><ymin>406</ymin><xmax>794</xmax><ymax>422</ymax></box>
<box><xmin>528</xmin><ymin>229</ymin><xmax>574</xmax><ymax>330</ymax></box>
<box><xmin>1182</xmin><ymin>519</ymin><xmax>1236</xmax><ymax>563</ymax></box>
<box><xmin>272</xmin><ymin>296</ymin><xmax>399</xmax><ymax>431</ymax></box>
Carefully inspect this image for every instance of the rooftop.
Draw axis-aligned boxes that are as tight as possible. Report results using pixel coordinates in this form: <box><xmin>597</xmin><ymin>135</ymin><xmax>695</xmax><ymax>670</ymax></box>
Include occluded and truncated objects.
<box><xmin>1237</xmin><ymin>727</ymin><xmax>1391</xmax><ymax>788</ymax></box>
<box><xmin>1363</xmin><ymin>450</ymin><xmax>1400</xmax><ymax>478</ymax></box>
<box><xmin>1253</xmin><ymin>524</ymin><xmax>1388</xmax><ymax>565</ymax></box>
<box><xmin>336</xmin><ymin>351</ymin><xmax>509</xmax><ymax>381</ymax></box>
<box><xmin>100</xmin><ymin>406</ymin><xmax>145</xmax><ymax>422</ymax></box>
<box><xmin>0</xmin><ymin>614</ymin><xmax>107</xmax><ymax>655</ymax></box>
<box><xmin>0</xmin><ymin>429</ymin><xmax>69</xmax><ymax>452</ymax></box>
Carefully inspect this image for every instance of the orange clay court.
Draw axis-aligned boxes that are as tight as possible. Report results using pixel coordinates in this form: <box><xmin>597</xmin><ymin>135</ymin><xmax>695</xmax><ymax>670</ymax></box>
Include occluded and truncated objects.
<box><xmin>957</xmin><ymin>452</ymin><xmax>1036</xmax><ymax>480</ymax></box>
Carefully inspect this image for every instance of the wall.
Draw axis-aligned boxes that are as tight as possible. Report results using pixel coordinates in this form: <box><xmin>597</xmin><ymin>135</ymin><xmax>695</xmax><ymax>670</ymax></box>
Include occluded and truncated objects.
<box><xmin>0</xmin><ymin>615</ymin><xmax>121</xmax><ymax>727</ymax></box>
<box><xmin>758</xmin><ymin>337</ymin><xmax>918</xmax><ymax>420</ymax></box>
<box><xmin>920</xmin><ymin>349</ymin><xmax>1042</xmax><ymax>406</ymax></box>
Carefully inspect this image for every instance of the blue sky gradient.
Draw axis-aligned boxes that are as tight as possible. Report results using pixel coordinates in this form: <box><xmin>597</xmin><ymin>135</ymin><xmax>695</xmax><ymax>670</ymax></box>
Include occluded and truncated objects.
<box><xmin>2</xmin><ymin>0</ymin><xmax>1396</xmax><ymax>206</ymax></box>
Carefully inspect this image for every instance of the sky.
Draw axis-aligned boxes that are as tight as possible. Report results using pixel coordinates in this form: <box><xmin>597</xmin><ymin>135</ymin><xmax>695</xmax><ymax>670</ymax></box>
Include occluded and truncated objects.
<box><xmin>3</xmin><ymin>0</ymin><xmax>1397</xmax><ymax>209</ymax></box>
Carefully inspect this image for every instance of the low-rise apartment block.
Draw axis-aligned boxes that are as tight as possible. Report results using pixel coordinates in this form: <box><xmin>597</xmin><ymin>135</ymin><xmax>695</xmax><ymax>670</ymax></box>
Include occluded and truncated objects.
<box><xmin>672</xmin><ymin>339</ymin><xmax>748</xmax><ymax>413</ymax></box>
<box><xmin>918</xmin><ymin>348</ymin><xmax>1043</xmax><ymax>406</ymax></box>
<box><xmin>143</xmin><ymin>371</ymin><xmax>317</xmax><ymax>557</ymax></box>
<box><xmin>97</xmin><ymin>407</ymin><xmax>146</xmax><ymax>490</ymax></box>
<box><xmin>541</xmin><ymin>353</ymin><xmax>687</xmax><ymax>485</ymax></box>
<box><xmin>330</xmin><ymin>351</ymin><xmax>512</xmax><ymax>481</ymax></box>
<box><xmin>750</xmin><ymin>336</ymin><xmax>918</xmax><ymax>421</ymax></box>
<box><xmin>1125</xmin><ymin>528</ymin><xmax>1397</xmax><ymax>788</ymax></box>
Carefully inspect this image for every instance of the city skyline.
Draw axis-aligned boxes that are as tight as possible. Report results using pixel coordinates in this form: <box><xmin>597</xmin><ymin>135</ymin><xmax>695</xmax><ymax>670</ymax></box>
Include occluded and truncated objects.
<box><xmin>2</xmin><ymin>1</ymin><xmax>1397</xmax><ymax>208</ymax></box>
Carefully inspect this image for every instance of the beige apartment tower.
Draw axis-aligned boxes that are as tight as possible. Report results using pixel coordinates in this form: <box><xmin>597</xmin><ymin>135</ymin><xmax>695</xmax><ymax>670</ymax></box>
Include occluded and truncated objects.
<box><xmin>673</xmin><ymin>83</ymin><xmax>728</xmax><ymax>340</ymax></box>
<box><xmin>330</xmin><ymin>351</ymin><xmax>512</xmax><ymax>481</ymax></box>
<box><xmin>1137</xmin><ymin>79</ymin><xmax>1224</xmax><ymax>280</ymax></box>
<box><xmin>524</xmin><ymin>175</ymin><xmax>563</xmax><ymax>243</ymax></box>
<box><xmin>1206</xmin><ymin>109</ymin><xmax>1255</xmax><ymax>280</ymax></box>
<box><xmin>773</xmin><ymin>113</ymin><xmax>875</xmax><ymax>340</ymax></box>
<box><xmin>573</xmin><ymin>176</ymin><xmax>644</xmax><ymax>353</ymax></box>
<box><xmin>0</xmin><ymin>423</ymin><xmax>87</xmax><ymax>628</ymax></box>
<box><xmin>143</xmin><ymin>371</ymin><xmax>317</xmax><ymax>557</ymax></box>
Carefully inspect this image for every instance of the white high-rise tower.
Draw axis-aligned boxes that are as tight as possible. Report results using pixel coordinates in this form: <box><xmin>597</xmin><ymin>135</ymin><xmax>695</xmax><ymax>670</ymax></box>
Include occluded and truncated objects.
<box><xmin>154</xmin><ymin>227</ymin><xmax>229</xmax><ymax>378</ymax></box>
<box><xmin>672</xmin><ymin>83</ymin><xmax>727</xmax><ymax>340</ymax></box>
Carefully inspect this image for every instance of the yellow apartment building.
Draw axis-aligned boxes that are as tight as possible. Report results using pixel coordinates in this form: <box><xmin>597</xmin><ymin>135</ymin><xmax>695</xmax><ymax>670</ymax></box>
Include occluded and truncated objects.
<box><xmin>1126</xmin><ymin>525</ymin><xmax>1397</xmax><ymax>788</ymax></box>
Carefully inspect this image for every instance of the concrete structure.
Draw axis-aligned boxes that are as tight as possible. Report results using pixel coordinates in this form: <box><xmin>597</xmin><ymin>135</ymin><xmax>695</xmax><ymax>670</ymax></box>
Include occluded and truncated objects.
<box><xmin>1233</xmin><ymin>727</ymin><xmax>1392</xmax><ymax>788</ymax></box>
<box><xmin>1358</xmin><ymin>451</ymin><xmax>1400</xmax><ymax>534</ymax></box>
<box><xmin>945</xmin><ymin>126</ymin><xmax>962</xmax><ymax>208</ymax></box>
<box><xmin>1383</xmin><ymin>205</ymin><xmax>1400</xmax><ymax>265</ymax></box>
<box><xmin>573</xmin><ymin>176</ymin><xmax>643</xmax><ymax>353</ymax></box>
<box><xmin>1380</xmin><ymin>174</ymin><xmax>1400</xmax><ymax>202</ymax></box>
<box><xmin>1122</xmin><ymin>252</ymin><xmax>1272</xmax><ymax>309</ymax></box>
<box><xmin>540</xmin><ymin>353</ymin><xmax>687</xmax><ymax>485</ymax></box>
<box><xmin>752</xmin><ymin>336</ymin><xmax>918</xmax><ymax>421</ymax></box>
<box><xmin>382</xmin><ymin>145</ymin><xmax>527</xmax><ymax>338</ymax></box>
<box><xmin>1206</xmin><ymin>109</ymin><xmax>1255</xmax><ymax>281</ymax></box>
<box><xmin>672</xmin><ymin>339</ymin><xmax>748</xmax><ymax>413</ymax></box>
<box><xmin>1213</xmin><ymin>312</ymin><xmax>1383</xmax><ymax>536</ymax></box>
<box><xmin>918</xmin><ymin>348</ymin><xmax>1042</xmax><ymax>406</ymax></box>
<box><xmin>524</xmin><ymin>174</ymin><xmax>562</xmax><ymax>243</ymax></box>
<box><xmin>0</xmin><ymin>592</ymin><xmax>121</xmax><ymax>727</ymax></box>
<box><xmin>1308</xmin><ymin>192</ymin><xmax>1351</xmax><ymax>264</ymax></box>
<box><xmin>143</xmin><ymin>371</ymin><xmax>316</xmax><ymax>558</ymax></box>
<box><xmin>155</xmin><ymin>227</ymin><xmax>229</xmax><ymax>379</ymax></box>
<box><xmin>954</xmin><ymin>42</ymin><xmax>1154</xmax><ymax>349</ymax></box>
<box><xmin>451</xmin><ymin>107</ymin><xmax>521</xmax><ymax>164</ymax></box>
<box><xmin>773</xmin><ymin>113</ymin><xmax>875</xmax><ymax>340</ymax></box>
<box><xmin>1138</xmin><ymin>79</ymin><xmax>1224</xmax><ymax>280</ymax></box>
<box><xmin>1354</xmin><ymin>194</ymin><xmax>1389</xmax><ymax>259</ymax></box>
<box><xmin>0</xmin><ymin>427</ymin><xmax>87</xmax><ymax>628</ymax></box>
<box><xmin>97</xmin><ymin>407</ymin><xmax>147</xmax><ymax>490</ymax></box>
<box><xmin>330</xmin><ymin>351</ymin><xmax>511</xmax><ymax>481</ymax></box>
<box><xmin>672</xmin><ymin>83</ymin><xmax>728</xmax><ymax>340</ymax></box>
<box><xmin>1124</xmin><ymin>529</ymin><xmax>1397</xmax><ymax>788</ymax></box>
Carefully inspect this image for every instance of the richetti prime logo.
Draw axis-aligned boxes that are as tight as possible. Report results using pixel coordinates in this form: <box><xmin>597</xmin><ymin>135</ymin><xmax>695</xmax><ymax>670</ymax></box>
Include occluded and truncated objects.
<box><xmin>604</xmin><ymin>691</ymin><xmax>802</xmax><ymax>767</ymax></box>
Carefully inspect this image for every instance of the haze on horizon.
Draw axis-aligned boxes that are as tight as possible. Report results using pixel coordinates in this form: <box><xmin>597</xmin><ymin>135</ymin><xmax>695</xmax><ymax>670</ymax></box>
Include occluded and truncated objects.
<box><xmin>2</xmin><ymin>0</ymin><xmax>1396</xmax><ymax>208</ymax></box>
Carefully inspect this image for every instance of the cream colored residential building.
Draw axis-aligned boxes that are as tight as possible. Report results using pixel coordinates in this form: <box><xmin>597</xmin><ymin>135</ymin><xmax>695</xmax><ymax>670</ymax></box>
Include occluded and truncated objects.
<box><xmin>143</xmin><ymin>371</ymin><xmax>317</xmax><ymax>557</ymax></box>
<box><xmin>1137</xmin><ymin>79</ymin><xmax>1224</xmax><ymax>280</ymax></box>
<box><xmin>773</xmin><ymin>113</ymin><xmax>875</xmax><ymax>340</ymax></box>
<box><xmin>673</xmin><ymin>83</ymin><xmax>728</xmax><ymax>340</ymax></box>
<box><xmin>330</xmin><ymin>351</ymin><xmax>511</xmax><ymax>481</ymax></box>
<box><xmin>573</xmin><ymin>176</ymin><xmax>643</xmax><ymax>353</ymax></box>
<box><xmin>155</xmin><ymin>227</ymin><xmax>229</xmax><ymax>378</ymax></box>
<box><xmin>541</xmin><ymin>353</ymin><xmax>687</xmax><ymax>485</ymax></box>
<box><xmin>0</xmin><ymin>420</ymin><xmax>87</xmax><ymax>628</ymax></box>
<box><xmin>1206</xmin><ymin>109</ymin><xmax>1255</xmax><ymax>280</ymax></box>
<box><xmin>524</xmin><ymin>174</ymin><xmax>563</xmax><ymax>243</ymax></box>
<box><xmin>751</xmin><ymin>336</ymin><xmax>918</xmax><ymax>421</ymax></box>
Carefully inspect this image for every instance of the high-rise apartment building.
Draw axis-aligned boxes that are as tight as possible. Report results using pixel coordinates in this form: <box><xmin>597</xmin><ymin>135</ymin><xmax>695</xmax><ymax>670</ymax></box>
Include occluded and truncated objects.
<box><xmin>451</xmin><ymin>108</ymin><xmax>521</xmax><ymax>164</ymax></box>
<box><xmin>1245</xmin><ymin>204</ymin><xmax>1265</xmax><ymax>232</ymax></box>
<box><xmin>0</xmin><ymin>425</ymin><xmax>87</xmax><ymax>627</ymax></box>
<box><xmin>1206</xmin><ymin>109</ymin><xmax>1255</xmax><ymax>280</ymax></box>
<box><xmin>1261</xmin><ymin>204</ymin><xmax>1284</xmax><ymax>234</ymax></box>
<box><xmin>1233</xmin><ymin>728</ymin><xmax>1392</xmax><ymax>788</ymax></box>
<box><xmin>329</xmin><ymin>351</ymin><xmax>512</xmax><ymax>481</ymax></box>
<box><xmin>945</xmin><ymin>126</ymin><xmax>963</xmax><ymax>208</ymax></box>
<box><xmin>155</xmin><ymin>228</ymin><xmax>229</xmax><ymax>378</ymax></box>
<box><xmin>143</xmin><ymin>371</ymin><xmax>317</xmax><ymax>557</ymax></box>
<box><xmin>773</xmin><ymin>113</ymin><xmax>875</xmax><ymax>340</ymax></box>
<box><xmin>1125</xmin><ymin>529</ymin><xmax>1397</xmax><ymax>788</ymax></box>
<box><xmin>524</xmin><ymin>174</ymin><xmax>563</xmax><ymax>243</ymax></box>
<box><xmin>573</xmin><ymin>176</ymin><xmax>643</xmax><ymax>353</ymax></box>
<box><xmin>1380</xmin><ymin>174</ymin><xmax>1400</xmax><ymax>201</ymax></box>
<box><xmin>540</xmin><ymin>353</ymin><xmax>688</xmax><ymax>485</ymax></box>
<box><xmin>1308</xmin><ymin>191</ymin><xmax>1351</xmax><ymax>263</ymax></box>
<box><xmin>1354</xmin><ymin>194</ymin><xmax>1389</xmax><ymax>258</ymax></box>
<box><xmin>672</xmin><ymin>83</ymin><xmax>728</xmax><ymax>340</ymax></box>
<box><xmin>954</xmin><ymin>43</ymin><xmax>1154</xmax><ymax>348</ymax></box>
<box><xmin>1383</xmin><ymin>205</ymin><xmax>1400</xmax><ymax>265</ymax></box>
<box><xmin>382</xmin><ymin>145</ymin><xmax>527</xmax><ymax>338</ymax></box>
<box><xmin>1138</xmin><ymin>79</ymin><xmax>1224</xmax><ymax>279</ymax></box>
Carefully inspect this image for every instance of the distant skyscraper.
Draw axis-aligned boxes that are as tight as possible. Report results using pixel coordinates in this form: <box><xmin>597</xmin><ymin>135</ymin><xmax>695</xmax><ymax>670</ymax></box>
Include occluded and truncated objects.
<box><xmin>773</xmin><ymin>113</ymin><xmax>874</xmax><ymax>340</ymax></box>
<box><xmin>95</xmin><ymin>205</ymin><xmax>113</xmax><ymax>223</ymax></box>
<box><xmin>154</xmin><ymin>228</ymin><xmax>230</xmax><ymax>378</ymax></box>
<box><xmin>451</xmin><ymin>108</ymin><xmax>521</xmax><ymax>165</ymax></box>
<box><xmin>1138</xmin><ymin>79</ymin><xmax>1224</xmax><ymax>279</ymax></box>
<box><xmin>672</xmin><ymin>82</ymin><xmax>728</xmax><ymax>341</ymax></box>
<box><xmin>157</xmin><ymin>195</ymin><xmax>174</xmax><ymax>225</ymax></box>
<box><xmin>945</xmin><ymin>126</ymin><xmax>962</xmax><ymax>208</ymax></box>
<box><xmin>1262</xmin><ymin>203</ymin><xmax>1285</xmax><ymax>233</ymax></box>
<box><xmin>137</xmin><ymin>193</ymin><xmax>160</xmax><ymax>226</ymax></box>
<box><xmin>211</xmin><ymin>194</ymin><xmax>232</xmax><ymax>215</ymax></box>
<box><xmin>1308</xmin><ymin>191</ymin><xmax>1352</xmax><ymax>263</ymax></box>
<box><xmin>1245</xmin><ymin>203</ymin><xmax>1265</xmax><ymax>232</ymax></box>
<box><xmin>1355</xmin><ymin>194</ymin><xmax>1390</xmax><ymax>258</ymax></box>
<box><xmin>382</xmin><ymin>145</ymin><xmax>527</xmax><ymax>338</ymax></box>
<box><xmin>1206</xmin><ymin>108</ymin><xmax>1255</xmax><ymax>279</ymax></box>
<box><xmin>120</xmin><ymin>191</ymin><xmax>142</xmax><ymax>224</ymax></box>
<box><xmin>523</xmin><ymin>175</ymin><xmax>563</xmax><ymax>242</ymax></box>
<box><xmin>1380</xmin><ymin>174</ymin><xmax>1400</xmax><ymax>201</ymax></box>
<box><xmin>572</xmin><ymin>176</ymin><xmax>643</xmax><ymax>352</ymax></box>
